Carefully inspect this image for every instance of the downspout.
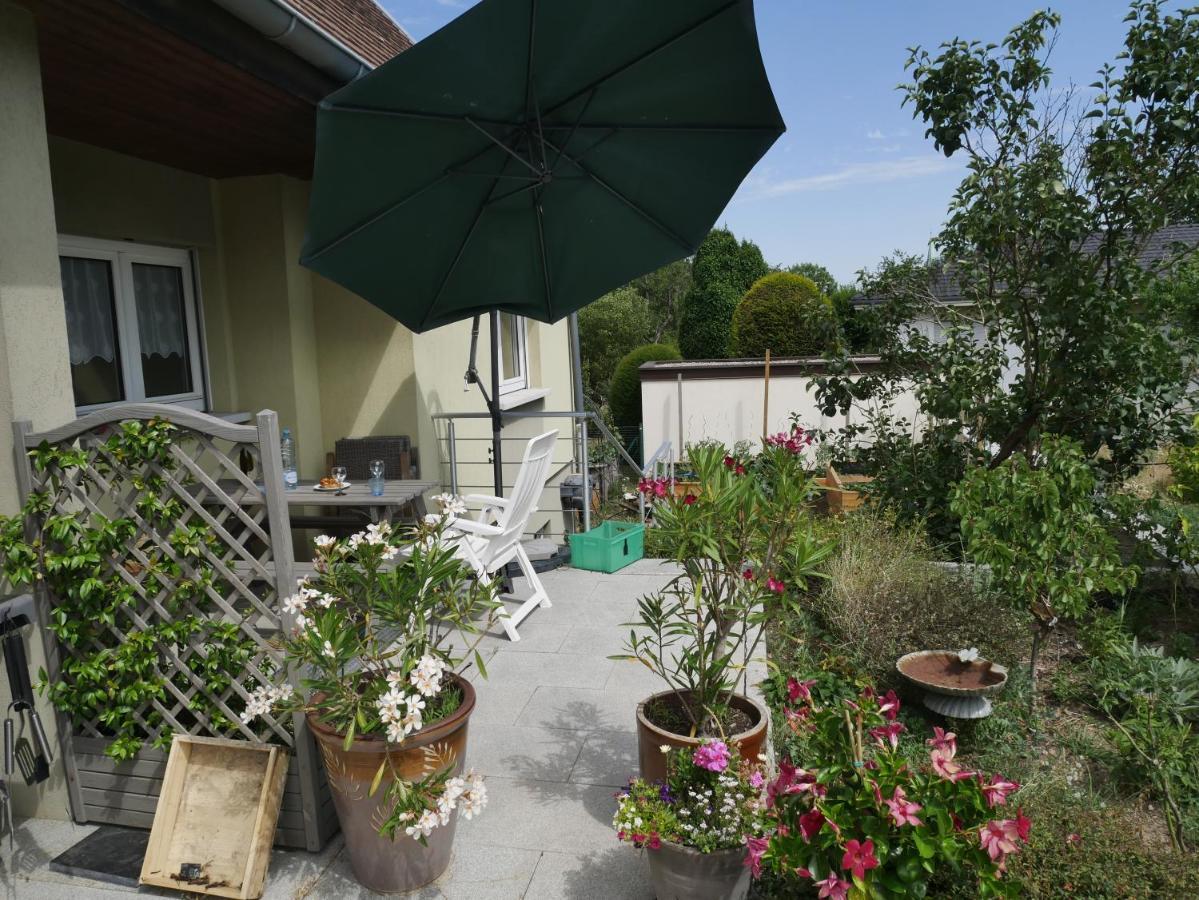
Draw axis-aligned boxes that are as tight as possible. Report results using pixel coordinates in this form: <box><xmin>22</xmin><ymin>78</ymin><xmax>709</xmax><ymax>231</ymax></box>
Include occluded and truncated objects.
<box><xmin>210</xmin><ymin>0</ymin><xmax>395</xmax><ymax>82</ymax></box>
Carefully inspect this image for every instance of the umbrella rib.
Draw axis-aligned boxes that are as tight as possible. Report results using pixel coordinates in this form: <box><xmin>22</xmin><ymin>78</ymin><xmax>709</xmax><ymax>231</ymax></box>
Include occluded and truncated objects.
<box><xmin>541</xmin><ymin>0</ymin><xmax>742</xmax><ymax>122</ymax></box>
<box><xmin>550</xmin><ymin>88</ymin><xmax>597</xmax><ymax>172</ymax></box>
<box><xmin>533</xmin><ymin>188</ymin><xmax>553</xmax><ymax>321</ymax></box>
<box><xmin>543</xmin><ymin>137</ymin><xmax>692</xmax><ymax>252</ymax></box>
<box><xmin>302</xmin><ymin>173</ymin><xmax>452</xmax><ymax>262</ymax></box>
<box><xmin>323</xmin><ymin>104</ymin><xmax>521</xmax><ymax>130</ymax></box>
<box><xmin>545</xmin><ymin>122</ymin><xmax>784</xmax><ymax>134</ymax></box>
<box><xmin>417</xmin><ymin>179</ymin><xmax>501</xmax><ymax>332</ymax></box>
<box><xmin>465</xmin><ymin>117</ymin><xmax>539</xmax><ymax>175</ymax></box>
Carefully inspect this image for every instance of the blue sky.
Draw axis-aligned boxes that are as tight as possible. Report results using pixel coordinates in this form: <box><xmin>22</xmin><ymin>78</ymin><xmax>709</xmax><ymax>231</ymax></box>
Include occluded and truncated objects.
<box><xmin>380</xmin><ymin>1</ymin><xmax>1147</xmax><ymax>284</ymax></box>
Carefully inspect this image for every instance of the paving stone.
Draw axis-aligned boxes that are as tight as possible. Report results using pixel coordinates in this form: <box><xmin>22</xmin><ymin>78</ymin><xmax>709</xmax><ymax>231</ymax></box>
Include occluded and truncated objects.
<box><xmin>558</xmin><ymin>624</ymin><xmax>632</xmax><ymax>659</ymax></box>
<box><xmin>476</xmin><ymin>651</ymin><xmax>614</xmax><ymax>691</ymax></box>
<box><xmin>477</xmin><ymin>620</ymin><xmax>573</xmax><ymax>654</ymax></box>
<box><xmin>454</xmin><ymin>776</ymin><xmax>617</xmax><ymax>854</ymax></box>
<box><xmin>515</xmin><ymin>686</ymin><xmax>638</xmax><ymax>733</ymax></box>
<box><xmin>568</xmin><ymin>730</ymin><xmax>639</xmax><ymax>788</ymax></box>
<box><xmin>465</xmin><ymin>724</ymin><xmax>588</xmax><ymax>783</ymax></box>
<box><xmin>522</xmin><ymin>846</ymin><xmax>654</xmax><ymax>900</ymax></box>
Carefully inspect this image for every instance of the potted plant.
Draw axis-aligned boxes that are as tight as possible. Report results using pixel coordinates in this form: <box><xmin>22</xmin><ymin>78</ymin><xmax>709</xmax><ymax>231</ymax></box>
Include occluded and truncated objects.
<box><xmin>615</xmin><ymin>740</ymin><xmax>767</xmax><ymax>900</ymax></box>
<box><xmin>753</xmin><ymin>676</ymin><xmax>1029</xmax><ymax>898</ymax></box>
<box><xmin>618</xmin><ymin>433</ymin><xmax>829</xmax><ymax>782</ymax></box>
<box><xmin>243</xmin><ymin>507</ymin><xmax>499</xmax><ymax>893</ymax></box>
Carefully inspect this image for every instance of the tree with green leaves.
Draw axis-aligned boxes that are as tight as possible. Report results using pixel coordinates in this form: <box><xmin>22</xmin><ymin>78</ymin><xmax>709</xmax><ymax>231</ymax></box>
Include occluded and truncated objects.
<box><xmin>576</xmin><ymin>286</ymin><xmax>655</xmax><ymax>403</ymax></box>
<box><xmin>731</xmin><ymin>272</ymin><xmax>838</xmax><ymax>358</ymax></box>
<box><xmin>786</xmin><ymin>262</ymin><xmax>839</xmax><ymax>298</ymax></box>
<box><xmin>951</xmin><ymin>435</ymin><xmax>1137</xmax><ymax>707</ymax></box>
<box><xmin>609</xmin><ymin>343</ymin><xmax>682</xmax><ymax>427</ymax></box>
<box><xmin>630</xmin><ymin>258</ymin><xmax>693</xmax><ymax>344</ymax></box>
<box><xmin>678</xmin><ymin>228</ymin><xmax>769</xmax><ymax>359</ymax></box>
<box><xmin>817</xmin><ymin>2</ymin><xmax>1199</xmax><ymax>540</ymax></box>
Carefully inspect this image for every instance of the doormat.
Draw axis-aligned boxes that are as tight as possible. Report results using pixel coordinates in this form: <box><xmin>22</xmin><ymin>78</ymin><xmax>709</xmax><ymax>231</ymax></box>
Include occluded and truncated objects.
<box><xmin>49</xmin><ymin>824</ymin><xmax>149</xmax><ymax>888</ymax></box>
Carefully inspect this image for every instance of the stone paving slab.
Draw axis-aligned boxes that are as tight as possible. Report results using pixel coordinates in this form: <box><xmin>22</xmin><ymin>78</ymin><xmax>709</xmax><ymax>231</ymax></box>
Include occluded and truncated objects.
<box><xmin>5</xmin><ymin>562</ymin><xmax>734</xmax><ymax>899</ymax></box>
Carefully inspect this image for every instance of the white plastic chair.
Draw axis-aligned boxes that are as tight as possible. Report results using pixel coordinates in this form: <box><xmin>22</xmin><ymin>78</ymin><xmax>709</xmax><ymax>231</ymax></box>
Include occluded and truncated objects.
<box><xmin>447</xmin><ymin>430</ymin><xmax>558</xmax><ymax>641</ymax></box>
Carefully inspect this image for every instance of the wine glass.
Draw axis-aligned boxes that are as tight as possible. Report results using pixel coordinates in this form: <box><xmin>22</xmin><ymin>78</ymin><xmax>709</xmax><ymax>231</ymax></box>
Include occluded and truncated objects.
<box><xmin>369</xmin><ymin>459</ymin><xmax>385</xmax><ymax>479</ymax></box>
<box><xmin>331</xmin><ymin>465</ymin><xmax>348</xmax><ymax>487</ymax></box>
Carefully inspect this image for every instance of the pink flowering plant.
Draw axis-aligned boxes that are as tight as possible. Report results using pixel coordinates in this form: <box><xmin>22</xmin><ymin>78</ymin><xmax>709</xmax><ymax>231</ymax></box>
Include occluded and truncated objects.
<box><xmin>614</xmin><ymin>740</ymin><xmax>768</xmax><ymax>854</ymax></box>
<box><xmin>240</xmin><ymin>504</ymin><xmax>501</xmax><ymax>841</ymax></box>
<box><xmin>617</xmin><ymin>438</ymin><xmax>829</xmax><ymax>736</ymax></box>
<box><xmin>754</xmin><ymin>678</ymin><xmax>1030</xmax><ymax>898</ymax></box>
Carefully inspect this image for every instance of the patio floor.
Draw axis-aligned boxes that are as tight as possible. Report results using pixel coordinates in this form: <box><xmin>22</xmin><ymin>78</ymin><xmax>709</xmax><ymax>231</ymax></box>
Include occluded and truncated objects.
<box><xmin>2</xmin><ymin>559</ymin><xmax>764</xmax><ymax>899</ymax></box>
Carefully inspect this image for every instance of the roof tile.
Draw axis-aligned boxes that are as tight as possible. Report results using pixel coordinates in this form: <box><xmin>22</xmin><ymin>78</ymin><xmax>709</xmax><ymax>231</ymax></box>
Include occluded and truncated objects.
<box><xmin>286</xmin><ymin>0</ymin><xmax>412</xmax><ymax>68</ymax></box>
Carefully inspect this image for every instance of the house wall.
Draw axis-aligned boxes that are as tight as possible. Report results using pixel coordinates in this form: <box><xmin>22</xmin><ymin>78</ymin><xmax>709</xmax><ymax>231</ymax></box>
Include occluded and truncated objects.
<box><xmin>641</xmin><ymin>367</ymin><xmax>921</xmax><ymax>458</ymax></box>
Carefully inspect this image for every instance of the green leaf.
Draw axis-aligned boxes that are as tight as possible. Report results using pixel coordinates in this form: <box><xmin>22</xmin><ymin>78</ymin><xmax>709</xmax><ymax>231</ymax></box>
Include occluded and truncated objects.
<box><xmin>368</xmin><ymin>758</ymin><xmax>387</xmax><ymax>797</ymax></box>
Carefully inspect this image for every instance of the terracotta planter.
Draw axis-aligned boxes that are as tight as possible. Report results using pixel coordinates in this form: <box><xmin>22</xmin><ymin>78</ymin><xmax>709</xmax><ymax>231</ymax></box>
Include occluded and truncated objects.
<box><xmin>636</xmin><ymin>689</ymin><xmax>768</xmax><ymax>784</ymax></box>
<box><xmin>307</xmin><ymin>676</ymin><xmax>475</xmax><ymax>893</ymax></box>
<box><xmin>647</xmin><ymin>840</ymin><xmax>751</xmax><ymax>900</ymax></box>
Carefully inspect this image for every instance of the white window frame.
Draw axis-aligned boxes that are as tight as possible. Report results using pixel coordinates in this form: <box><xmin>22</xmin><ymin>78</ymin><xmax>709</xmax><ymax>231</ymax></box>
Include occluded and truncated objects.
<box><xmin>59</xmin><ymin>235</ymin><xmax>206</xmax><ymax>414</ymax></box>
<box><xmin>498</xmin><ymin>313</ymin><xmax>529</xmax><ymax>395</ymax></box>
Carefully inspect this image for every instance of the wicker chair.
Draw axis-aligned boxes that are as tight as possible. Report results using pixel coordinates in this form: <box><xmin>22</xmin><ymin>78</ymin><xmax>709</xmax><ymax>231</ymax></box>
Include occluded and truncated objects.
<box><xmin>333</xmin><ymin>435</ymin><xmax>414</xmax><ymax>481</ymax></box>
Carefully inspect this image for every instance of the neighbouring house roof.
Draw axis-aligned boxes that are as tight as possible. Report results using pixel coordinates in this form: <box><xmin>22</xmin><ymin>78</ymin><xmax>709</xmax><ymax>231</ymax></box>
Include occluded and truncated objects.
<box><xmin>853</xmin><ymin>223</ymin><xmax>1199</xmax><ymax>308</ymax></box>
<box><xmin>286</xmin><ymin>0</ymin><xmax>413</xmax><ymax>67</ymax></box>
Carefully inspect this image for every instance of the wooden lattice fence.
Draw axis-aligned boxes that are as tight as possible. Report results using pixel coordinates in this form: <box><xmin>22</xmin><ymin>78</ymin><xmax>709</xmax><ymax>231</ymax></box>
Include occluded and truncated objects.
<box><xmin>12</xmin><ymin>404</ymin><xmax>336</xmax><ymax>850</ymax></box>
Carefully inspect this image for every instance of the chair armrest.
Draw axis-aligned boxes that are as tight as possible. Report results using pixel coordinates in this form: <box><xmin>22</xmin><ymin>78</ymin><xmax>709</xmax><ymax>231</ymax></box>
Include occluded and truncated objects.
<box><xmin>463</xmin><ymin>494</ymin><xmax>508</xmax><ymax>507</ymax></box>
<box><xmin>446</xmin><ymin>517</ymin><xmax>504</xmax><ymax>537</ymax></box>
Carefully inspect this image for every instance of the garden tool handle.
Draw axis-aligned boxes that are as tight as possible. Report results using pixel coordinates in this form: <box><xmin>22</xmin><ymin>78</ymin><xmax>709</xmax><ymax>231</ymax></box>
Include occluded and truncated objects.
<box><xmin>29</xmin><ymin>710</ymin><xmax>52</xmax><ymax>764</ymax></box>
<box><xmin>3</xmin><ymin>718</ymin><xmax>12</xmax><ymax>777</ymax></box>
<box><xmin>2</xmin><ymin>631</ymin><xmax>34</xmax><ymax>710</ymax></box>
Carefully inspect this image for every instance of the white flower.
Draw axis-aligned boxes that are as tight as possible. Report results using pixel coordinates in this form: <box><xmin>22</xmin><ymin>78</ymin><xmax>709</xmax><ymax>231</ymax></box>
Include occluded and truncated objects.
<box><xmin>385</xmin><ymin>669</ymin><xmax>406</xmax><ymax>689</ymax></box>
<box><xmin>659</xmin><ymin>744</ymin><xmax>671</xmax><ymax>754</ymax></box>
<box><xmin>432</xmin><ymin>493</ymin><xmax>468</xmax><ymax>516</ymax></box>
<box><xmin>958</xmin><ymin>647</ymin><xmax>980</xmax><ymax>663</ymax></box>
<box><xmin>317</xmin><ymin>593</ymin><xmax>336</xmax><ymax>609</ymax></box>
<box><xmin>386</xmin><ymin>720</ymin><xmax>407</xmax><ymax>743</ymax></box>
<box><xmin>375</xmin><ymin>687</ymin><xmax>406</xmax><ymax>723</ymax></box>
<box><xmin>457</xmin><ymin>769</ymin><xmax>488</xmax><ymax>820</ymax></box>
<box><xmin>380</xmin><ymin>544</ymin><xmax>400</xmax><ymax>561</ymax></box>
<box><xmin>282</xmin><ymin>593</ymin><xmax>308</xmax><ymax>616</ymax></box>
<box><xmin>405</xmin><ymin>809</ymin><xmax>441</xmax><ymax>839</ymax></box>
<box><xmin>294</xmin><ymin>614</ymin><xmax>309</xmax><ymax>634</ymax></box>
<box><xmin>410</xmin><ymin>655</ymin><xmax>447</xmax><ymax>698</ymax></box>
<box><xmin>322</xmin><ymin>640</ymin><xmax>336</xmax><ymax>658</ymax></box>
<box><xmin>314</xmin><ymin>534</ymin><xmax>335</xmax><ymax>550</ymax></box>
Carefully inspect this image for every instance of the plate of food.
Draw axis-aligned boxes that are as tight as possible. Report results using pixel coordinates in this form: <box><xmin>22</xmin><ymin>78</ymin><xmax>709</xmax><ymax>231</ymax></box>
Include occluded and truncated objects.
<box><xmin>313</xmin><ymin>477</ymin><xmax>351</xmax><ymax>492</ymax></box>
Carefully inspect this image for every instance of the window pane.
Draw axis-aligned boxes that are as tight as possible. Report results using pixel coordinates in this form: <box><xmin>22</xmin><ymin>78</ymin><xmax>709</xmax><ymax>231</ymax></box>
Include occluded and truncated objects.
<box><xmin>60</xmin><ymin>256</ymin><xmax>123</xmax><ymax>406</ymax></box>
<box><xmin>131</xmin><ymin>263</ymin><xmax>192</xmax><ymax>397</ymax></box>
<box><xmin>500</xmin><ymin>313</ymin><xmax>523</xmax><ymax>381</ymax></box>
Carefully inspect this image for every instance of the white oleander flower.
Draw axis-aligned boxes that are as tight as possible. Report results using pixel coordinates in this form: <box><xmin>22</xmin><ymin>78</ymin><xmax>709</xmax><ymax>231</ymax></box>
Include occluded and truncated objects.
<box><xmin>282</xmin><ymin>593</ymin><xmax>307</xmax><ymax>616</ymax></box>
<box><xmin>314</xmin><ymin>534</ymin><xmax>335</xmax><ymax>550</ymax></box>
<box><xmin>659</xmin><ymin>744</ymin><xmax>671</xmax><ymax>754</ymax></box>
<box><xmin>317</xmin><ymin>593</ymin><xmax>336</xmax><ymax>608</ymax></box>
<box><xmin>322</xmin><ymin>640</ymin><xmax>336</xmax><ymax>658</ymax></box>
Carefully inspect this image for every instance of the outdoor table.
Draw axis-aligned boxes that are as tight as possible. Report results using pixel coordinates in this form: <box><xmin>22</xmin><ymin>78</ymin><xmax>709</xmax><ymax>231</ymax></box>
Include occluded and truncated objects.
<box><xmin>287</xmin><ymin>478</ymin><xmax>436</xmax><ymax>524</ymax></box>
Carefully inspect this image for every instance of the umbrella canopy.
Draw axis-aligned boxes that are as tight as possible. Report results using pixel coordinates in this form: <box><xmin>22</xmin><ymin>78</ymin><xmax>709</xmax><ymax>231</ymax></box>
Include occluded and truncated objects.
<box><xmin>299</xmin><ymin>0</ymin><xmax>785</xmax><ymax>332</ymax></box>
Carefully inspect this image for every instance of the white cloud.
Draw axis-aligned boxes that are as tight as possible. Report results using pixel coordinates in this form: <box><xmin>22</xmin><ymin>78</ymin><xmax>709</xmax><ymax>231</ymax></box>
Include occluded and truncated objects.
<box><xmin>866</xmin><ymin>129</ymin><xmax>885</xmax><ymax>140</ymax></box>
<box><xmin>744</xmin><ymin>155</ymin><xmax>961</xmax><ymax>200</ymax></box>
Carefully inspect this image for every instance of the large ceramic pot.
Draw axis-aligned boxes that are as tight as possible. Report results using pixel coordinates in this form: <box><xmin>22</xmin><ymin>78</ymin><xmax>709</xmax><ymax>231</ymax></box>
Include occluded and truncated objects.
<box><xmin>647</xmin><ymin>840</ymin><xmax>751</xmax><ymax>900</ymax></box>
<box><xmin>307</xmin><ymin>675</ymin><xmax>475</xmax><ymax>894</ymax></box>
<box><xmin>636</xmin><ymin>689</ymin><xmax>768</xmax><ymax>784</ymax></box>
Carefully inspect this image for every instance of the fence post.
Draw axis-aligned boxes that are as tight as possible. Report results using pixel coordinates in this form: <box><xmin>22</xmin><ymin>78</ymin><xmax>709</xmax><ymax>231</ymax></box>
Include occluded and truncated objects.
<box><xmin>447</xmin><ymin>419</ymin><xmax>458</xmax><ymax>494</ymax></box>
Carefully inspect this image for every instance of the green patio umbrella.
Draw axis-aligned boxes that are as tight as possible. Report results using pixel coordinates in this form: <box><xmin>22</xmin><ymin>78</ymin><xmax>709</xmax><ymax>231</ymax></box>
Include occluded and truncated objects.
<box><xmin>300</xmin><ymin>0</ymin><xmax>784</xmax><ymax>490</ymax></box>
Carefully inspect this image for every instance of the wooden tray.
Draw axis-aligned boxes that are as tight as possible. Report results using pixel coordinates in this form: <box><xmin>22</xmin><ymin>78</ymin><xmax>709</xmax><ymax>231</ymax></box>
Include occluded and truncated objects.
<box><xmin>140</xmin><ymin>735</ymin><xmax>289</xmax><ymax>899</ymax></box>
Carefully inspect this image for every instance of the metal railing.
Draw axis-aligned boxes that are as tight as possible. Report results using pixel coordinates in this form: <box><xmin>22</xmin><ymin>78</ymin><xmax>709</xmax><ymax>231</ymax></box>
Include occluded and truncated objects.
<box><xmin>432</xmin><ymin>409</ymin><xmax>651</xmax><ymax>544</ymax></box>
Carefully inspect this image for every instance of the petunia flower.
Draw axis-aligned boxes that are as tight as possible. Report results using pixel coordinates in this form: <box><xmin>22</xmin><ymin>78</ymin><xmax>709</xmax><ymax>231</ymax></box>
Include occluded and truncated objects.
<box><xmin>743</xmin><ymin>835</ymin><xmax>769</xmax><ymax>878</ymax></box>
<box><xmin>884</xmin><ymin>786</ymin><xmax>923</xmax><ymax>828</ymax></box>
<box><xmin>840</xmin><ymin>838</ymin><xmax>879</xmax><ymax>881</ymax></box>
<box><xmin>981</xmin><ymin>774</ymin><xmax>1020</xmax><ymax>807</ymax></box>
<box><xmin>692</xmin><ymin>740</ymin><xmax>731</xmax><ymax>773</ymax></box>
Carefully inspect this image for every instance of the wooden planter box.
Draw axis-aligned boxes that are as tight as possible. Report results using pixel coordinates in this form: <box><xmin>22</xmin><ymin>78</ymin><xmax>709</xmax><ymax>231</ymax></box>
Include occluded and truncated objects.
<box><xmin>816</xmin><ymin>466</ymin><xmax>872</xmax><ymax>515</ymax></box>
<box><xmin>71</xmin><ymin>736</ymin><xmax>338</xmax><ymax>850</ymax></box>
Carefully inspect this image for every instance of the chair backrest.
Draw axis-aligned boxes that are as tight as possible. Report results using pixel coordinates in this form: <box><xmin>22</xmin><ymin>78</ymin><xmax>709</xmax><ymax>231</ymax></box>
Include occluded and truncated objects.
<box><xmin>478</xmin><ymin>430</ymin><xmax>558</xmax><ymax>566</ymax></box>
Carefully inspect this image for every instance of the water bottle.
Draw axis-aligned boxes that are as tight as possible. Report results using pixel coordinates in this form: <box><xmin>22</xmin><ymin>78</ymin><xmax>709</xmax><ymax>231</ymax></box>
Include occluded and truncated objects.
<box><xmin>281</xmin><ymin>428</ymin><xmax>298</xmax><ymax>490</ymax></box>
<box><xmin>369</xmin><ymin>459</ymin><xmax>385</xmax><ymax>497</ymax></box>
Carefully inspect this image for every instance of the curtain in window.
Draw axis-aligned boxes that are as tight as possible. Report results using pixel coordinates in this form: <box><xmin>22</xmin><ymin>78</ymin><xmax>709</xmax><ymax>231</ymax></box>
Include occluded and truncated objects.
<box><xmin>60</xmin><ymin>256</ymin><xmax>118</xmax><ymax>365</ymax></box>
<box><xmin>131</xmin><ymin>264</ymin><xmax>188</xmax><ymax>360</ymax></box>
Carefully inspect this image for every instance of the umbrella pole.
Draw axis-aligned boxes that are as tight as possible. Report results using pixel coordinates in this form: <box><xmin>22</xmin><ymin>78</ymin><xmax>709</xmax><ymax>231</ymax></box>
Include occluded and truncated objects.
<box><xmin>489</xmin><ymin>310</ymin><xmax>503</xmax><ymax>496</ymax></box>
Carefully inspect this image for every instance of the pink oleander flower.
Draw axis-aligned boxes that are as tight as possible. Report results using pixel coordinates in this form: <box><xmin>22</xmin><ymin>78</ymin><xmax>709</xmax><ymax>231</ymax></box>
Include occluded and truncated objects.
<box><xmin>841</xmin><ymin>838</ymin><xmax>879</xmax><ymax>881</ymax></box>
<box><xmin>799</xmin><ymin>808</ymin><xmax>826</xmax><ymax>842</ymax></box>
<box><xmin>885</xmin><ymin>786</ymin><xmax>924</xmax><ymax>828</ymax></box>
<box><xmin>981</xmin><ymin>774</ymin><xmax>1020</xmax><ymax>808</ymax></box>
<box><xmin>744</xmin><ymin>835</ymin><xmax>769</xmax><ymax>878</ymax></box>
<box><xmin>646</xmin><ymin>832</ymin><xmax>661</xmax><ymax>850</ymax></box>
<box><xmin>742</xmin><ymin>567</ymin><xmax>755</xmax><ymax>580</ymax></box>
<box><xmin>786</xmin><ymin>677</ymin><xmax>816</xmax><ymax>703</ymax></box>
<box><xmin>926</xmin><ymin>726</ymin><xmax>956</xmax><ymax>754</ymax></box>
<box><xmin>683</xmin><ymin>493</ymin><xmax>697</xmax><ymax>505</ymax></box>
<box><xmin>816</xmin><ymin>873</ymin><xmax>850</xmax><ymax>900</ymax></box>
<box><xmin>869</xmin><ymin>721</ymin><xmax>905</xmax><ymax>751</ymax></box>
<box><xmin>766</xmin><ymin>576</ymin><xmax>786</xmax><ymax>594</ymax></box>
<box><xmin>735</xmin><ymin>463</ymin><xmax>746</xmax><ymax>475</ymax></box>
<box><xmin>723</xmin><ymin>454</ymin><xmax>736</xmax><ymax>468</ymax></box>
<box><xmin>692</xmin><ymin>740</ymin><xmax>731</xmax><ymax>773</ymax></box>
<box><xmin>878</xmin><ymin>689</ymin><xmax>901</xmax><ymax>720</ymax></box>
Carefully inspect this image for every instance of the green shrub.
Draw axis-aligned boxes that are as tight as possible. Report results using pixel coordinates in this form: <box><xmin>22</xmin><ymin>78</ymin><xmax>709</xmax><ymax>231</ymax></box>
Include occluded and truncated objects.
<box><xmin>608</xmin><ymin>343</ymin><xmax>680</xmax><ymax>427</ymax></box>
<box><xmin>811</xmin><ymin>510</ymin><xmax>1027</xmax><ymax>684</ymax></box>
<box><xmin>730</xmin><ymin>272</ymin><xmax>838</xmax><ymax>358</ymax></box>
<box><xmin>1168</xmin><ymin>416</ymin><xmax>1199</xmax><ymax>501</ymax></box>
<box><xmin>678</xmin><ymin>228</ymin><xmax>768</xmax><ymax>359</ymax></box>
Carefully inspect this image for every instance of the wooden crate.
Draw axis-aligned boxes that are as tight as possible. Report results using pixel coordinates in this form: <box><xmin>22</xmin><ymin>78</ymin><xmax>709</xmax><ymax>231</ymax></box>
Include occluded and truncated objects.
<box><xmin>816</xmin><ymin>466</ymin><xmax>872</xmax><ymax>515</ymax></box>
<box><xmin>140</xmin><ymin>736</ymin><xmax>289</xmax><ymax>898</ymax></box>
<box><xmin>71</xmin><ymin>737</ymin><xmax>337</xmax><ymax>850</ymax></box>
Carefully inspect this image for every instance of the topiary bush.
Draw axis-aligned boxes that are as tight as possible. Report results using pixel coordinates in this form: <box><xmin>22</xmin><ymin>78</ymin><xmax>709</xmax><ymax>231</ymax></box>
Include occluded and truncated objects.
<box><xmin>608</xmin><ymin>343</ymin><xmax>681</xmax><ymax>427</ymax></box>
<box><xmin>730</xmin><ymin>272</ymin><xmax>838</xmax><ymax>357</ymax></box>
<box><xmin>678</xmin><ymin>228</ymin><xmax>769</xmax><ymax>359</ymax></box>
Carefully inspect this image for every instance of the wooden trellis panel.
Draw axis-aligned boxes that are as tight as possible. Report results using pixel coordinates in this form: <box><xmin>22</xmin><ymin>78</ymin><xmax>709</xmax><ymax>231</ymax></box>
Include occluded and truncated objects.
<box><xmin>12</xmin><ymin>404</ymin><xmax>335</xmax><ymax>850</ymax></box>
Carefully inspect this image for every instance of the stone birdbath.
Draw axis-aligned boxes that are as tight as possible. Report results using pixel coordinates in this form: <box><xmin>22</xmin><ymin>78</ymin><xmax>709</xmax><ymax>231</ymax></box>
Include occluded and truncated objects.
<box><xmin>896</xmin><ymin>649</ymin><xmax>1008</xmax><ymax>719</ymax></box>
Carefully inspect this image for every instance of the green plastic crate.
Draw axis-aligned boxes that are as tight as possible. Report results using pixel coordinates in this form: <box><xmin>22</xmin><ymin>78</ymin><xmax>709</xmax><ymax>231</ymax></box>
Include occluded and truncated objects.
<box><xmin>568</xmin><ymin>521</ymin><xmax>645</xmax><ymax>573</ymax></box>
